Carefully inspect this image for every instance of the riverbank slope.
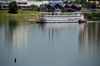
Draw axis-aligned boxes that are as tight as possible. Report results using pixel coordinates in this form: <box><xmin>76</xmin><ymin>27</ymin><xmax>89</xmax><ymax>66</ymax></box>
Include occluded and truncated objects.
<box><xmin>0</xmin><ymin>10</ymin><xmax>100</xmax><ymax>21</ymax></box>
<box><xmin>0</xmin><ymin>10</ymin><xmax>40</xmax><ymax>20</ymax></box>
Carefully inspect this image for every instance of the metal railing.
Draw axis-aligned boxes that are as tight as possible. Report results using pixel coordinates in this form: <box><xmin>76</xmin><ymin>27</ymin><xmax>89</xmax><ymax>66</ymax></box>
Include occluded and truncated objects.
<box><xmin>40</xmin><ymin>12</ymin><xmax>82</xmax><ymax>16</ymax></box>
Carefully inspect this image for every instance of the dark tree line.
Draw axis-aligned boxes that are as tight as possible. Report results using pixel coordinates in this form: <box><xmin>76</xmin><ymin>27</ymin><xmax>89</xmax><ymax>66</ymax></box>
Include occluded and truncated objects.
<box><xmin>63</xmin><ymin>0</ymin><xmax>96</xmax><ymax>9</ymax></box>
<box><xmin>82</xmin><ymin>2</ymin><xmax>96</xmax><ymax>8</ymax></box>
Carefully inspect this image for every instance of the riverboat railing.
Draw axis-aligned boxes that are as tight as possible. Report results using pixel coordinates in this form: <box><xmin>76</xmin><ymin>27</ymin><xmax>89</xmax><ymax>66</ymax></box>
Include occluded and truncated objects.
<box><xmin>39</xmin><ymin>12</ymin><xmax>82</xmax><ymax>17</ymax></box>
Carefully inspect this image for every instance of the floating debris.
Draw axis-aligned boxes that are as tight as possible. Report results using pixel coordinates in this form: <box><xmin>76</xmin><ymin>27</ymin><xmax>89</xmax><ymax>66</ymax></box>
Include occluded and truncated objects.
<box><xmin>14</xmin><ymin>58</ymin><xmax>16</xmax><ymax>63</ymax></box>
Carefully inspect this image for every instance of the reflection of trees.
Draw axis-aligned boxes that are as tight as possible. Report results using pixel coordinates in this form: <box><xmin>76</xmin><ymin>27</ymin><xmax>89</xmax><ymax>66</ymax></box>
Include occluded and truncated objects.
<box><xmin>5</xmin><ymin>20</ymin><xmax>17</xmax><ymax>48</ymax></box>
<box><xmin>9</xmin><ymin>20</ymin><xmax>17</xmax><ymax>29</ymax></box>
<box><xmin>0</xmin><ymin>19</ymin><xmax>28</xmax><ymax>64</ymax></box>
<box><xmin>0</xmin><ymin>21</ymin><xmax>2</xmax><ymax>27</ymax></box>
<box><xmin>78</xmin><ymin>23</ymin><xmax>100</xmax><ymax>63</ymax></box>
<box><xmin>4</xmin><ymin>19</ymin><xmax>28</xmax><ymax>56</ymax></box>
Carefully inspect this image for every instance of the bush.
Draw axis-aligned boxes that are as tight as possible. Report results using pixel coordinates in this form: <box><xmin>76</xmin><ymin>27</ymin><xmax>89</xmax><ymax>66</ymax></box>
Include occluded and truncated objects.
<box><xmin>31</xmin><ymin>4</ymin><xmax>38</xmax><ymax>11</ymax></box>
<box><xmin>84</xmin><ymin>12</ymin><xmax>100</xmax><ymax>19</ymax></box>
<box><xmin>93</xmin><ymin>12</ymin><xmax>100</xmax><ymax>18</ymax></box>
<box><xmin>97</xmin><ymin>6</ymin><xmax>100</xmax><ymax>9</ymax></box>
<box><xmin>91</xmin><ymin>3</ymin><xmax>96</xmax><ymax>8</ymax></box>
<box><xmin>8</xmin><ymin>1</ymin><xmax>18</xmax><ymax>14</ymax></box>
<box><xmin>84</xmin><ymin>13</ymin><xmax>93</xmax><ymax>19</ymax></box>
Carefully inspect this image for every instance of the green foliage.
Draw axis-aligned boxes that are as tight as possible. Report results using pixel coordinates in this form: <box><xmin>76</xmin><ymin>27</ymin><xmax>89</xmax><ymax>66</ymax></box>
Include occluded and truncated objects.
<box><xmin>82</xmin><ymin>2</ymin><xmax>96</xmax><ymax>8</ymax></box>
<box><xmin>82</xmin><ymin>2</ymin><xmax>91</xmax><ymax>8</ymax></box>
<box><xmin>8</xmin><ymin>1</ymin><xmax>18</xmax><ymax>13</ymax></box>
<box><xmin>87</xmin><ymin>13</ymin><xmax>93</xmax><ymax>18</ymax></box>
<box><xmin>63</xmin><ymin>1</ymin><xmax>68</xmax><ymax>4</ymax></box>
<box><xmin>37</xmin><ymin>0</ymin><xmax>42</xmax><ymax>1</ymax></box>
<box><xmin>80</xmin><ymin>0</ymin><xmax>86</xmax><ymax>4</ymax></box>
<box><xmin>69</xmin><ymin>1</ymin><xmax>74</xmax><ymax>4</ymax></box>
<box><xmin>63</xmin><ymin>0</ymin><xmax>97</xmax><ymax>9</ymax></box>
<box><xmin>91</xmin><ymin>3</ymin><xmax>96</xmax><ymax>8</ymax></box>
<box><xmin>84</xmin><ymin>13</ymin><xmax>93</xmax><ymax>19</ymax></box>
<box><xmin>40</xmin><ymin>4</ymin><xmax>46</xmax><ymax>6</ymax></box>
<box><xmin>84</xmin><ymin>12</ymin><xmax>100</xmax><ymax>19</ymax></box>
<box><xmin>0</xmin><ymin>10</ymin><xmax>39</xmax><ymax>19</ymax></box>
<box><xmin>31</xmin><ymin>4</ymin><xmax>38</xmax><ymax>11</ymax></box>
<box><xmin>0</xmin><ymin>4</ymin><xmax>1</xmax><ymax>9</ymax></box>
<box><xmin>74</xmin><ymin>0</ymin><xmax>80</xmax><ymax>4</ymax></box>
<box><xmin>92</xmin><ymin>12</ymin><xmax>100</xmax><ymax>17</ymax></box>
<box><xmin>97</xmin><ymin>6</ymin><xmax>100</xmax><ymax>9</ymax></box>
<box><xmin>63</xmin><ymin>0</ymin><xmax>96</xmax><ymax>9</ymax></box>
<box><xmin>97</xmin><ymin>5</ymin><xmax>100</xmax><ymax>9</ymax></box>
<box><xmin>63</xmin><ymin>0</ymin><xmax>86</xmax><ymax>4</ymax></box>
<box><xmin>63</xmin><ymin>1</ymin><xmax>79</xmax><ymax>4</ymax></box>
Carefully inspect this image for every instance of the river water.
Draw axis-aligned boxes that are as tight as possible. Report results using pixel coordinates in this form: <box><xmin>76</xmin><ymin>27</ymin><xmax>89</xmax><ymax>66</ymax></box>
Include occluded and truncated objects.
<box><xmin>0</xmin><ymin>18</ymin><xmax>100</xmax><ymax>66</ymax></box>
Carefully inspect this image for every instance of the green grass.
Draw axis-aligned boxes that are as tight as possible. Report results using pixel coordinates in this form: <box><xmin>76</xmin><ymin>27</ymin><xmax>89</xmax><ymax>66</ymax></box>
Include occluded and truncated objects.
<box><xmin>1</xmin><ymin>10</ymin><xmax>100</xmax><ymax>21</ymax></box>
<box><xmin>0</xmin><ymin>10</ymin><xmax>40</xmax><ymax>20</ymax></box>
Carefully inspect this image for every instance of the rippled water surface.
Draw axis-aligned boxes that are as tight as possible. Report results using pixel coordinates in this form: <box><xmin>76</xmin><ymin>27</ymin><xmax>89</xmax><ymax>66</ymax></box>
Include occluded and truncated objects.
<box><xmin>0</xmin><ymin>18</ymin><xmax>100</xmax><ymax>66</ymax></box>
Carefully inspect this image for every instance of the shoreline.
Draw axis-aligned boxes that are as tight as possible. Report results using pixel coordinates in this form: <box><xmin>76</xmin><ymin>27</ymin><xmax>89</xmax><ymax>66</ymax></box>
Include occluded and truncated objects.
<box><xmin>0</xmin><ymin>16</ymin><xmax>39</xmax><ymax>19</ymax></box>
<box><xmin>0</xmin><ymin>10</ymin><xmax>100</xmax><ymax>21</ymax></box>
<box><xmin>0</xmin><ymin>10</ymin><xmax>40</xmax><ymax>20</ymax></box>
<box><xmin>0</xmin><ymin>17</ymin><xmax>39</xmax><ymax>21</ymax></box>
<box><xmin>1</xmin><ymin>17</ymin><xmax>100</xmax><ymax>21</ymax></box>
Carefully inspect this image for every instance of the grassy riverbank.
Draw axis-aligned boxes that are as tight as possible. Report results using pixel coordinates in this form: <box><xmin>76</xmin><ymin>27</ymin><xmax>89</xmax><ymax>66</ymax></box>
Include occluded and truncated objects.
<box><xmin>0</xmin><ymin>10</ymin><xmax>40</xmax><ymax>20</ymax></box>
<box><xmin>0</xmin><ymin>10</ymin><xmax>100</xmax><ymax>21</ymax></box>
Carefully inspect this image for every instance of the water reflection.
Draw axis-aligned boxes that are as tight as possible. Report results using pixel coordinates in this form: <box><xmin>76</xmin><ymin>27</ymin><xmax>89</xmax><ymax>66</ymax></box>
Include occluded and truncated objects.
<box><xmin>78</xmin><ymin>23</ymin><xmax>100</xmax><ymax>66</ymax></box>
<box><xmin>5</xmin><ymin>20</ymin><xmax>17</xmax><ymax>50</ymax></box>
<box><xmin>27</xmin><ymin>23</ymin><xmax>84</xmax><ymax>66</ymax></box>
<box><xmin>37</xmin><ymin>23</ymin><xmax>84</xmax><ymax>44</ymax></box>
<box><xmin>5</xmin><ymin>19</ymin><xmax>28</xmax><ymax>51</ymax></box>
<box><xmin>0</xmin><ymin>19</ymin><xmax>28</xmax><ymax>66</ymax></box>
<box><xmin>1</xmin><ymin>18</ymin><xmax>100</xmax><ymax>66</ymax></box>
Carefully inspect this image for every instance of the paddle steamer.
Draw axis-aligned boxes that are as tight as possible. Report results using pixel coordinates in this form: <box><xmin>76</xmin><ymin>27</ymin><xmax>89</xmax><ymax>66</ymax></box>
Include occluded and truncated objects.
<box><xmin>38</xmin><ymin>8</ymin><xmax>87</xmax><ymax>23</ymax></box>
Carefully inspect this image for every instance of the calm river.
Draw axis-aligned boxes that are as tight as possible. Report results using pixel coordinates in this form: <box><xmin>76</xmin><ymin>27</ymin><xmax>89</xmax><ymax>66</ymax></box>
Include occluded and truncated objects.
<box><xmin>0</xmin><ymin>18</ymin><xmax>100</xmax><ymax>66</ymax></box>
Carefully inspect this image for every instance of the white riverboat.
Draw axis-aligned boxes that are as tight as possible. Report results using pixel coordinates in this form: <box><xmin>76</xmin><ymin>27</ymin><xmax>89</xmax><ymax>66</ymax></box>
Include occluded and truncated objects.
<box><xmin>38</xmin><ymin>9</ymin><xmax>87</xmax><ymax>23</ymax></box>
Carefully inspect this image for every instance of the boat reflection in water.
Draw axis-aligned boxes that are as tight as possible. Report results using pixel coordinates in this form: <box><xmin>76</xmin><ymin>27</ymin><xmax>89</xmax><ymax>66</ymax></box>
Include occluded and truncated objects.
<box><xmin>1</xmin><ymin>18</ymin><xmax>100</xmax><ymax>66</ymax></box>
<box><xmin>38</xmin><ymin>23</ymin><xmax>85</xmax><ymax>30</ymax></box>
<box><xmin>36</xmin><ymin>23</ymin><xmax>86</xmax><ymax>45</ymax></box>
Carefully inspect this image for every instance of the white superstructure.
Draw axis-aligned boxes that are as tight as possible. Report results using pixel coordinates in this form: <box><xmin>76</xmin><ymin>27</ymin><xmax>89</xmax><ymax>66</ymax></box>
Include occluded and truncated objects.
<box><xmin>39</xmin><ymin>12</ymin><xmax>86</xmax><ymax>23</ymax></box>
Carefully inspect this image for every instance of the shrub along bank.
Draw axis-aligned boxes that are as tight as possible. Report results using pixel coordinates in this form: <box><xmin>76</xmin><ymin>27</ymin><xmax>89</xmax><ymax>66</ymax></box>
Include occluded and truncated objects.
<box><xmin>84</xmin><ymin>12</ymin><xmax>100</xmax><ymax>19</ymax></box>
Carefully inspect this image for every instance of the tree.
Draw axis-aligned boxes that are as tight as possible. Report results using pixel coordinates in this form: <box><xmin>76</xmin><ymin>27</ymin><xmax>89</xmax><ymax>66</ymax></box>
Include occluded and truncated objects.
<box><xmin>0</xmin><ymin>4</ymin><xmax>1</xmax><ymax>9</ymax></box>
<box><xmin>31</xmin><ymin>4</ymin><xmax>38</xmax><ymax>11</ymax></box>
<box><xmin>69</xmin><ymin>1</ymin><xmax>73</xmax><ymax>4</ymax></box>
<box><xmin>63</xmin><ymin>1</ymin><xmax>68</xmax><ymax>4</ymax></box>
<box><xmin>8</xmin><ymin>1</ymin><xmax>18</xmax><ymax>13</ymax></box>
<box><xmin>37</xmin><ymin>0</ymin><xmax>42</xmax><ymax>1</ymax></box>
<box><xmin>80</xmin><ymin>0</ymin><xmax>86</xmax><ymax>4</ymax></box>
<box><xmin>91</xmin><ymin>3</ymin><xmax>96</xmax><ymax>8</ymax></box>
